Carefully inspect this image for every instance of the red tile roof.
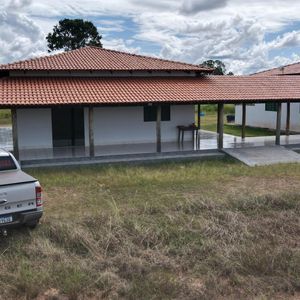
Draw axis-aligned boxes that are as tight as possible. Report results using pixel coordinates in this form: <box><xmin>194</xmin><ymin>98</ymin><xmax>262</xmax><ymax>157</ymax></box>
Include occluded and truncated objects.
<box><xmin>0</xmin><ymin>76</ymin><xmax>299</xmax><ymax>107</ymax></box>
<box><xmin>252</xmin><ymin>62</ymin><xmax>300</xmax><ymax>76</ymax></box>
<box><xmin>0</xmin><ymin>47</ymin><xmax>212</xmax><ymax>72</ymax></box>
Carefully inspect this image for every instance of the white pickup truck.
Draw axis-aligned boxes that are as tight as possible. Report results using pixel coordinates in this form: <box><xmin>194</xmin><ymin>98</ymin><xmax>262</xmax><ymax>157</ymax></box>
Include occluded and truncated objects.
<box><xmin>0</xmin><ymin>150</ymin><xmax>43</xmax><ymax>232</ymax></box>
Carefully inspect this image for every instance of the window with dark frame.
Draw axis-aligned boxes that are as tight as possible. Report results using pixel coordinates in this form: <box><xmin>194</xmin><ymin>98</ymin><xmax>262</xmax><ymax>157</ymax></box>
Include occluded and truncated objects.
<box><xmin>144</xmin><ymin>104</ymin><xmax>170</xmax><ymax>122</ymax></box>
<box><xmin>265</xmin><ymin>102</ymin><xmax>278</xmax><ymax>112</ymax></box>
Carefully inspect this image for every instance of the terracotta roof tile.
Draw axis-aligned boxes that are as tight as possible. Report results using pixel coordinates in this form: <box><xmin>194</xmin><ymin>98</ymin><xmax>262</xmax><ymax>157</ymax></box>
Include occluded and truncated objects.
<box><xmin>252</xmin><ymin>62</ymin><xmax>300</xmax><ymax>76</ymax></box>
<box><xmin>0</xmin><ymin>47</ymin><xmax>212</xmax><ymax>72</ymax></box>
<box><xmin>0</xmin><ymin>76</ymin><xmax>300</xmax><ymax>107</ymax></box>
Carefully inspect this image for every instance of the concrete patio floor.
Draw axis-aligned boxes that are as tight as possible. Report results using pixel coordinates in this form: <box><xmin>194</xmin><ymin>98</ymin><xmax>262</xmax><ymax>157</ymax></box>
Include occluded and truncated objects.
<box><xmin>1</xmin><ymin>126</ymin><xmax>300</xmax><ymax>164</ymax></box>
<box><xmin>19</xmin><ymin>130</ymin><xmax>300</xmax><ymax>161</ymax></box>
<box><xmin>224</xmin><ymin>146</ymin><xmax>300</xmax><ymax>166</ymax></box>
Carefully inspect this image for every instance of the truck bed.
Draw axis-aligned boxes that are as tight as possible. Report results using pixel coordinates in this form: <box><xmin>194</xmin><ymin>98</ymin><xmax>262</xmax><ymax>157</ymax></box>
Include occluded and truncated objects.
<box><xmin>0</xmin><ymin>170</ymin><xmax>37</xmax><ymax>186</ymax></box>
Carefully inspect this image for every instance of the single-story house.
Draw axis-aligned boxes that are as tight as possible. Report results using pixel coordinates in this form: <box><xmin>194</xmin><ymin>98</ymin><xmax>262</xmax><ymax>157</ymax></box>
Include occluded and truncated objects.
<box><xmin>235</xmin><ymin>62</ymin><xmax>300</xmax><ymax>133</ymax></box>
<box><xmin>1</xmin><ymin>46</ymin><xmax>300</xmax><ymax>164</ymax></box>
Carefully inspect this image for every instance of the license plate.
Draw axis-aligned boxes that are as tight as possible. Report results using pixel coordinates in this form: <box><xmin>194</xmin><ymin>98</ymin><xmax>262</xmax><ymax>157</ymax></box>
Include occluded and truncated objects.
<box><xmin>0</xmin><ymin>215</ymin><xmax>13</xmax><ymax>224</ymax></box>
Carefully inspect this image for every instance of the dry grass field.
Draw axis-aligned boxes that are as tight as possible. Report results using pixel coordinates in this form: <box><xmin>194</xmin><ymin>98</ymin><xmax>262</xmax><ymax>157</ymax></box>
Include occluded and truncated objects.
<box><xmin>1</xmin><ymin>158</ymin><xmax>300</xmax><ymax>299</ymax></box>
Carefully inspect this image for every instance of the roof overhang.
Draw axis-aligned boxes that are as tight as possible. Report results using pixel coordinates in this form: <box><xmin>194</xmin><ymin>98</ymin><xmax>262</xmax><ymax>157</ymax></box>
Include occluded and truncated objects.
<box><xmin>0</xmin><ymin>75</ymin><xmax>300</xmax><ymax>108</ymax></box>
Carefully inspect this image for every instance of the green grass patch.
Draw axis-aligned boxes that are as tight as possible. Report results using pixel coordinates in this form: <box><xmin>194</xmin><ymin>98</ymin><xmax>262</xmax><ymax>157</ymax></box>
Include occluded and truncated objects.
<box><xmin>223</xmin><ymin>124</ymin><xmax>277</xmax><ymax>137</ymax></box>
<box><xmin>1</xmin><ymin>159</ymin><xmax>300</xmax><ymax>299</ymax></box>
<box><xmin>197</xmin><ymin>110</ymin><xmax>278</xmax><ymax>137</ymax></box>
<box><xmin>0</xmin><ymin>109</ymin><xmax>11</xmax><ymax>125</ymax></box>
<box><xmin>199</xmin><ymin>104</ymin><xmax>235</xmax><ymax>115</ymax></box>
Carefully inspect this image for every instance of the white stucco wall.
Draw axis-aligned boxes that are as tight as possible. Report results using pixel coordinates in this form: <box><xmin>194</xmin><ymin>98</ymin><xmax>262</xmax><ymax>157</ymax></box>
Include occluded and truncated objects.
<box><xmin>84</xmin><ymin>105</ymin><xmax>195</xmax><ymax>146</ymax></box>
<box><xmin>16</xmin><ymin>105</ymin><xmax>194</xmax><ymax>149</ymax></box>
<box><xmin>235</xmin><ymin>103</ymin><xmax>300</xmax><ymax>131</ymax></box>
<box><xmin>17</xmin><ymin>108</ymin><xmax>53</xmax><ymax>149</ymax></box>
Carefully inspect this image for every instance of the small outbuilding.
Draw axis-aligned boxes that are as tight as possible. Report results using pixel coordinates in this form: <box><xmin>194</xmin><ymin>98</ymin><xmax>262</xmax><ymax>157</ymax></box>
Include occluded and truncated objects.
<box><xmin>235</xmin><ymin>62</ymin><xmax>300</xmax><ymax>134</ymax></box>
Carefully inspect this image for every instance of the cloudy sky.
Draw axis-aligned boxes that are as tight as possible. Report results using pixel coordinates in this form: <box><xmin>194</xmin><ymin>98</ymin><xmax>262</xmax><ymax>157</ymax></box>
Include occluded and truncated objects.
<box><xmin>1</xmin><ymin>0</ymin><xmax>300</xmax><ymax>74</ymax></box>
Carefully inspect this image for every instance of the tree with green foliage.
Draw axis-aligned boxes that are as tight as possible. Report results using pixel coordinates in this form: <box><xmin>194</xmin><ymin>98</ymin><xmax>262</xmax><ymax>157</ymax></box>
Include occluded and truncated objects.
<box><xmin>46</xmin><ymin>19</ymin><xmax>102</xmax><ymax>52</ymax></box>
<box><xmin>201</xmin><ymin>59</ymin><xmax>233</xmax><ymax>75</ymax></box>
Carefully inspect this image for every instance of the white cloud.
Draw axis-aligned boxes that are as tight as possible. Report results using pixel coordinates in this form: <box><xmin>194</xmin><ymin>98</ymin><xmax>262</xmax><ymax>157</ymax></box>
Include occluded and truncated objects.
<box><xmin>133</xmin><ymin>14</ymin><xmax>267</xmax><ymax>74</ymax></box>
<box><xmin>103</xmin><ymin>38</ymin><xmax>141</xmax><ymax>54</ymax></box>
<box><xmin>131</xmin><ymin>2</ymin><xmax>300</xmax><ymax>74</ymax></box>
<box><xmin>7</xmin><ymin>0</ymin><xmax>32</xmax><ymax>9</ymax></box>
<box><xmin>1</xmin><ymin>0</ymin><xmax>300</xmax><ymax>74</ymax></box>
<box><xmin>98</xmin><ymin>20</ymin><xmax>125</xmax><ymax>33</ymax></box>
<box><xmin>268</xmin><ymin>30</ymin><xmax>300</xmax><ymax>49</ymax></box>
<box><xmin>0</xmin><ymin>1</ymin><xmax>46</xmax><ymax>63</ymax></box>
<box><xmin>180</xmin><ymin>0</ymin><xmax>228</xmax><ymax>15</ymax></box>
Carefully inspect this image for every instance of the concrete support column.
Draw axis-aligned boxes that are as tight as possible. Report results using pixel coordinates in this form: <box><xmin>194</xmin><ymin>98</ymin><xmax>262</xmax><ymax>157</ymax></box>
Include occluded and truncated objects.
<box><xmin>197</xmin><ymin>103</ymin><xmax>201</xmax><ymax>129</ymax></box>
<box><xmin>11</xmin><ymin>108</ymin><xmax>19</xmax><ymax>161</ymax></box>
<box><xmin>276</xmin><ymin>102</ymin><xmax>282</xmax><ymax>145</ymax></box>
<box><xmin>89</xmin><ymin>106</ymin><xmax>95</xmax><ymax>157</ymax></box>
<box><xmin>217</xmin><ymin>103</ymin><xmax>224</xmax><ymax>149</ymax></box>
<box><xmin>241</xmin><ymin>103</ymin><xmax>246</xmax><ymax>139</ymax></box>
<box><xmin>217</xmin><ymin>104</ymin><xmax>220</xmax><ymax>134</ymax></box>
<box><xmin>156</xmin><ymin>104</ymin><xmax>162</xmax><ymax>153</ymax></box>
<box><xmin>197</xmin><ymin>103</ymin><xmax>201</xmax><ymax>149</ymax></box>
<box><xmin>286</xmin><ymin>101</ymin><xmax>290</xmax><ymax>136</ymax></box>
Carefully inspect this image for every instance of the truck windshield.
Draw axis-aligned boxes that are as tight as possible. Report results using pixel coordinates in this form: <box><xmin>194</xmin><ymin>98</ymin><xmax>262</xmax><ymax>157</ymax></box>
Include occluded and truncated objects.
<box><xmin>0</xmin><ymin>156</ymin><xmax>17</xmax><ymax>171</ymax></box>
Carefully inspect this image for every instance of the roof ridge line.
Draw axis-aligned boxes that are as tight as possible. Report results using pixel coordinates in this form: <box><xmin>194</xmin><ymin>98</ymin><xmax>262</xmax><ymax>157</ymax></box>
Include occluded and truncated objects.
<box><xmin>0</xmin><ymin>46</ymin><xmax>212</xmax><ymax>71</ymax></box>
<box><xmin>88</xmin><ymin>46</ymin><xmax>209</xmax><ymax>69</ymax></box>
